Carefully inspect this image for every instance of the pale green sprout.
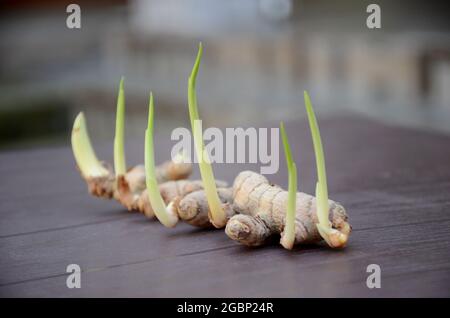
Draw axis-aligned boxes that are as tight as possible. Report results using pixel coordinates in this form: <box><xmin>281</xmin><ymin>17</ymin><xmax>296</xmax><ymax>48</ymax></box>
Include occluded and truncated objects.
<box><xmin>114</xmin><ymin>77</ymin><xmax>127</xmax><ymax>176</ymax></box>
<box><xmin>279</xmin><ymin>122</ymin><xmax>298</xmax><ymax>250</ymax></box>
<box><xmin>188</xmin><ymin>43</ymin><xmax>227</xmax><ymax>228</ymax></box>
<box><xmin>145</xmin><ymin>92</ymin><xmax>178</xmax><ymax>228</ymax></box>
<box><xmin>71</xmin><ymin>112</ymin><xmax>109</xmax><ymax>178</ymax></box>
<box><xmin>304</xmin><ymin>91</ymin><xmax>333</xmax><ymax>245</ymax></box>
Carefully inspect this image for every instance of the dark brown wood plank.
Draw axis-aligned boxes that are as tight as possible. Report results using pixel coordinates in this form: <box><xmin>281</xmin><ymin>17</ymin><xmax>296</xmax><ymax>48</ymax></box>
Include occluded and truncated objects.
<box><xmin>0</xmin><ymin>114</ymin><xmax>449</xmax><ymax>297</ymax></box>
<box><xmin>1</xmin><ymin>219</ymin><xmax>449</xmax><ymax>297</ymax></box>
<box><xmin>1</xmin><ymin>183</ymin><xmax>449</xmax><ymax>288</ymax></box>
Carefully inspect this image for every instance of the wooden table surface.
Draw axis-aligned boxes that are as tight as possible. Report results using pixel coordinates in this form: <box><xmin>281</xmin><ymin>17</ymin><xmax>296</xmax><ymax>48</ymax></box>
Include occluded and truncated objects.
<box><xmin>1</xmin><ymin>114</ymin><xmax>449</xmax><ymax>297</ymax></box>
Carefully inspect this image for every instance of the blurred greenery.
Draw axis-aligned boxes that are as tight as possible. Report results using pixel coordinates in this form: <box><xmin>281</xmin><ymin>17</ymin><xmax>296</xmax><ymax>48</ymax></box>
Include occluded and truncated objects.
<box><xmin>0</xmin><ymin>100</ymin><xmax>70</xmax><ymax>149</ymax></box>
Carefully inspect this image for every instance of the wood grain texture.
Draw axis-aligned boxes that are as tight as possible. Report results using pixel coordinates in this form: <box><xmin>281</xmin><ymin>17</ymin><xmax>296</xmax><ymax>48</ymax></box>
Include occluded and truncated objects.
<box><xmin>0</xmin><ymin>114</ymin><xmax>449</xmax><ymax>297</ymax></box>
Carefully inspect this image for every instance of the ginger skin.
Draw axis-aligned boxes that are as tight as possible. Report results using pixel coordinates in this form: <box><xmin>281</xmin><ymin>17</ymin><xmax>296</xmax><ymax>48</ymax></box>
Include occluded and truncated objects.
<box><xmin>225</xmin><ymin>171</ymin><xmax>351</xmax><ymax>249</ymax></box>
<box><xmin>138</xmin><ymin>180</ymin><xmax>228</xmax><ymax>219</ymax></box>
<box><xmin>85</xmin><ymin>162</ymin><xmax>116</xmax><ymax>199</ymax></box>
<box><xmin>116</xmin><ymin>161</ymin><xmax>192</xmax><ymax>210</ymax></box>
<box><xmin>82</xmin><ymin>160</ymin><xmax>192</xmax><ymax>209</ymax></box>
<box><xmin>86</xmin><ymin>175</ymin><xmax>116</xmax><ymax>199</ymax></box>
<box><xmin>176</xmin><ymin>188</ymin><xmax>235</xmax><ymax>228</ymax></box>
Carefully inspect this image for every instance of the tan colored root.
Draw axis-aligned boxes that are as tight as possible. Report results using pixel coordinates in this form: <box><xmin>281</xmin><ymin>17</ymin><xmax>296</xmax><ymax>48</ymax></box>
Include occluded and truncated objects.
<box><xmin>176</xmin><ymin>188</ymin><xmax>235</xmax><ymax>228</ymax></box>
<box><xmin>154</xmin><ymin>160</ymin><xmax>193</xmax><ymax>182</ymax></box>
<box><xmin>86</xmin><ymin>174</ymin><xmax>115</xmax><ymax>199</ymax></box>
<box><xmin>225</xmin><ymin>171</ymin><xmax>351</xmax><ymax>249</ymax></box>
<box><xmin>82</xmin><ymin>161</ymin><xmax>115</xmax><ymax>199</ymax></box>
<box><xmin>114</xmin><ymin>161</ymin><xmax>193</xmax><ymax>211</ymax></box>
<box><xmin>137</xmin><ymin>180</ymin><xmax>228</xmax><ymax>219</ymax></box>
<box><xmin>224</xmin><ymin>214</ymin><xmax>270</xmax><ymax>246</ymax></box>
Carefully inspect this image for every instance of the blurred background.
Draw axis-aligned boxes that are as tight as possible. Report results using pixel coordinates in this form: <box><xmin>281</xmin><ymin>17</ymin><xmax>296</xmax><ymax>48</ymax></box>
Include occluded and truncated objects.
<box><xmin>1</xmin><ymin>0</ymin><xmax>449</xmax><ymax>150</ymax></box>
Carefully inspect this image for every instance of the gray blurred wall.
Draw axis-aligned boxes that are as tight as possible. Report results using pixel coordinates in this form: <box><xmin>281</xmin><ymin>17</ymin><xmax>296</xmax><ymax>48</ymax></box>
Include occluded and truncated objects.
<box><xmin>1</xmin><ymin>0</ymin><xmax>450</xmax><ymax>148</ymax></box>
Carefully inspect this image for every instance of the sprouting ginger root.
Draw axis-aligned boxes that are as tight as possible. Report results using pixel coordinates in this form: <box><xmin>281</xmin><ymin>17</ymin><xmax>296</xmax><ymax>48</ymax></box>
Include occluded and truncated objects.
<box><xmin>83</xmin><ymin>160</ymin><xmax>192</xmax><ymax>203</ymax></box>
<box><xmin>137</xmin><ymin>179</ymin><xmax>228</xmax><ymax>219</ymax></box>
<box><xmin>225</xmin><ymin>171</ymin><xmax>351</xmax><ymax>248</ymax></box>
<box><xmin>116</xmin><ymin>161</ymin><xmax>192</xmax><ymax>210</ymax></box>
<box><xmin>138</xmin><ymin>179</ymin><xmax>205</xmax><ymax>217</ymax></box>
<box><xmin>83</xmin><ymin>162</ymin><xmax>116</xmax><ymax>199</ymax></box>
<box><xmin>176</xmin><ymin>188</ymin><xmax>235</xmax><ymax>228</ymax></box>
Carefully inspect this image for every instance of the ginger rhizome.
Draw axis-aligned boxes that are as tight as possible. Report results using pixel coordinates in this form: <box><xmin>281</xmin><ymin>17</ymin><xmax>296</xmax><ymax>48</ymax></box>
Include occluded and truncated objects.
<box><xmin>113</xmin><ymin>79</ymin><xmax>192</xmax><ymax>211</ymax></box>
<box><xmin>71</xmin><ymin>43</ymin><xmax>351</xmax><ymax>252</ymax></box>
<box><xmin>144</xmin><ymin>91</ymin><xmax>232</xmax><ymax>227</ymax></box>
<box><xmin>225</xmin><ymin>170</ymin><xmax>350</xmax><ymax>248</ymax></box>
<box><xmin>225</xmin><ymin>92</ymin><xmax>351</xmax><ymax>249</ymax></box>
<box><xmin>70</xmin><ymin>80</ymin><xmax>192</xmax><ymax>211</ymax></box>
<box><xmin>116</xmin><ymin>161</ymin><xmax>192</xmax><ymax>211</ymax></box>
<box><xmin>71</xmin><ymin>113</ymin><xmax>191</xmax><ymax>204</ymax></box>
<box><xmin>177</xmin><ymin>187</ymin><xmax>235</xmax><ymax>228</ymax></box>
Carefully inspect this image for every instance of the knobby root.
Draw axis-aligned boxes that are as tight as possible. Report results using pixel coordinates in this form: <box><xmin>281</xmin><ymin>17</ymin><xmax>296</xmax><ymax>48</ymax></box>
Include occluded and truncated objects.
<box><xmin>137</xmin><ymin>180</ymin><xmax>228</xmax><ymax>220</ymax></box>
<box><xmin>225</xmin><ymin>171</ymin><xmax>351</xmax><ymax>249</ymax></box>
<box><xmin>176</xmin><ymin>187</ymin><xmax>235</xmax><ymax>228</ymax></box>
<box><xmin>80</xmin><ymin>160</ymin><xmax>193</xmax><ymax>211</ymax></box>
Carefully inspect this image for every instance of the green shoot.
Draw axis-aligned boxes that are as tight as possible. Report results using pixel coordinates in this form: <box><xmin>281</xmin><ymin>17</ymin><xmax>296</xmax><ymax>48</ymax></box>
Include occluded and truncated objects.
<box><xmin>304</xmin><ymin>91</ymin><xmax>332</xmax><ymax>243</ymax></box>
<box><xmin>280</xmin><ymin>122</ymin><xmax>297</xmax><ymax>250</ymax></box>
<box><xmin>188</xmin><ymin>42</ymin><xmax>227</xmax><ymax>228</ymax></box>
<box><xmin>145</xmin><ymin>92</ymin><xmax>178</xmax><ymax>227</ymax></box>
<box><xmin>71</xmin><ymin>112</ymin><xmax>109</xmax><ymax>178</ymax></box>
<box><xmin>114</xmin><ymin>77</ymin><xmax>127</xmax><ymax>176</ymax></box>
